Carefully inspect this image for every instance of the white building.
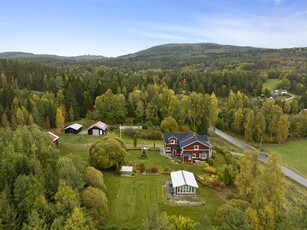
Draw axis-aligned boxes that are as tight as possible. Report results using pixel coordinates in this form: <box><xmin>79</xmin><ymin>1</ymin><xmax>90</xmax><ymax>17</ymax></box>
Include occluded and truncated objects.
<box><xmin>170</xmin><ymin>170</ymin><xmax>198</xmax><ymax>195</ymax></box>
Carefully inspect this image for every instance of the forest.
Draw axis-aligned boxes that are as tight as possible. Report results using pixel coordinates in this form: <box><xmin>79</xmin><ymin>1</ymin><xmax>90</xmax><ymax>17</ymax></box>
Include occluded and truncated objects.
<box><xmin>0</xmin><ymin>43</ymin><xmax>307</xmax><ymax>229</ymax></box>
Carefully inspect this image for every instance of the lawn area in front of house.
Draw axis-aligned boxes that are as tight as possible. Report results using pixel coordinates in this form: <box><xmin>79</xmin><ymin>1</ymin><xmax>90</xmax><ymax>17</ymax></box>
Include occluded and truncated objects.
<box><xmin>104</xmin><ymin>172</ymin><xmax>225</xmax><ymax>229</ymax></box>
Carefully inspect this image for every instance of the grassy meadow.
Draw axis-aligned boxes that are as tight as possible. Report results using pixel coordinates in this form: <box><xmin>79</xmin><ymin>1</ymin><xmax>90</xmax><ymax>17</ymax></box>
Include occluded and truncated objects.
<box><xmin>263</xmin><ymin>78</ymin><xmax>279</xmax><ymax>91</ymax></box>
<box><xmin>265</xmin><ymin>139</ymin><xmax>307</xmax><ymax>178</ymax></box>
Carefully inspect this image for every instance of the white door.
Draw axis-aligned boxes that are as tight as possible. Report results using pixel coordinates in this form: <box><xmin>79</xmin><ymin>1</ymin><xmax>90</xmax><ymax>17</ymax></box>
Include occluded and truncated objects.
<box><xmin>92</xmin><ymin>129</ymin><xmax>99</xmax><ymax>136</ymax></box>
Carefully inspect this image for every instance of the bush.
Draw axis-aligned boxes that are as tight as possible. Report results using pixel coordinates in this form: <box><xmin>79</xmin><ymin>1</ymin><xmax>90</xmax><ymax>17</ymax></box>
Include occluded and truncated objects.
<box><xmin>205</xmin><ymin>166</ymin><xmax>216</xmax><ymax>174</ymax></box>
<box><xmin>151</xmin><ymin>166</ymin><xmax>158</xmax><ymax>173</ymax></box>
<box><xmin>206</xmin><ymin>157</ymin><xmax>214</xmax><ymax>166</ymax></box>
<box><xmin>220</xmin><ymin>182</ymin><xmax>226</xmax><ymax>189</ymax></box>
<box><xmin>139</xmin><ymin>162</ymin><xmax>146</xmax><ymax>173</ymax></box>
<box><xmin>144</xmin><ymin>130</ymin><xmax>163</xmax><ymax>140</ymax></box>
<box><xmin>210</xmin><ymin>179</ymin><xmax>220</xmax><ymax>188</ymax></box>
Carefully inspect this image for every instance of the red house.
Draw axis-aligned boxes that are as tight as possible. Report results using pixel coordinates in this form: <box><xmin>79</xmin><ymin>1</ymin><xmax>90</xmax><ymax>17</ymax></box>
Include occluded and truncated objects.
<box><xmin>164</xmin><ymin>131</ymin><xmax>212</xmax><ymax>163</ymax></box>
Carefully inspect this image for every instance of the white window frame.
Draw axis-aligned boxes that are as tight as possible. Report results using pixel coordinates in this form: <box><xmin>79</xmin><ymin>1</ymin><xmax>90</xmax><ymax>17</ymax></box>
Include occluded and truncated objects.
<box><xmin>171</xmin><ymin>139</ymin><xmax>176</xmax><ymax>144</ymax></box>
<box><xmin>166</xmin><ymin>147</ymin><xmax>171</xmax><ymax>152</ymax></box>
<box><xmin>194</xmin><ymin>145</ymin><xmax>199</xmax><ymax>150</ymax></box>
<box><xmin>192</xmin><ymin>153</ymin><xmax>196</xmax><ymax>158</ymax></box>
<box><xmin>201</xmin><ymin>154</ymin><xmax>207</xmax><ymax>159</ymax></box>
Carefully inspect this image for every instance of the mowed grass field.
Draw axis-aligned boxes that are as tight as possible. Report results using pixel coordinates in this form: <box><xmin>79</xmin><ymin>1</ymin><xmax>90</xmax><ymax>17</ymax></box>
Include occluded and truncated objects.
<box><xmin>265</xmin><ymin>139</ymin><xmax>307</xmax><ymax>178</ymax></box>
<box><xmin>104</xmin><ymin>173</ymin><xmax>224</xmax><ymax>229</ymax></box>
<box><xmin>56</xmin><ymin>131</ymin><xmax>225</xmax><ymax>228</ymax></box>
<box><xmin>263</xmin><ymin>78</ymin><xmax>279</xmax><ymax>91</ymax></box>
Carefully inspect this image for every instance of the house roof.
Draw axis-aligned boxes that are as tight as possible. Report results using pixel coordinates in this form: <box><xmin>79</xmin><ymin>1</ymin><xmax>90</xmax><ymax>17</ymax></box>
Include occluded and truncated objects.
<box><xmin>171</xmin><ymin>170</ymin><xmax>198</xmax><ymax>188</ymax></box>
<box><xmin>179</xmin><ymin>136</ymin><xmax>212</xmax><ymax>149</ymax></box>
<box><xmin>87</xmin><ymin>121</ymin><xmax>108</xmax><ymax>131</ymax></box>
<box><xmin>64</xmin><ymin>123</ymin><xmax>82</xmax><ymax>130</ymax></box>
<box><xmin>163</xmin><ymin>131</ymin><xmax>194</xmax><ymax>142</ymax></box>
<box><xmin>164</xmin><ymin>131</ymin><xmax>211</xmax><ymax>148</ymax></box>
<box><xmin>48</xmin><ymin>132</ymin><xmax>59</xmax><ymax>142</ymax></box>
<box><xmin>120</xmin><ymin>166</ymin><xmax>133</xmax><ymax>172</ymax></box>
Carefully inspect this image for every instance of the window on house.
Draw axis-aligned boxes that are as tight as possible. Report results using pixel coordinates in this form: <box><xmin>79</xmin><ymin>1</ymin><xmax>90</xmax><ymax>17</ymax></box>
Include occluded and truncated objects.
<box><xmin>166</xmin><ymin>147</ymin><xmax>171</xmax><ymax>152</ymax></box>
<box><xmin>192</xmin><ymin>153</ymin><xmax>196</xmax><ymax>158</ymax></box>
<box><xmin>171</xmin><ymin>139</ymin><xmax>176</xmax><ymax>144</ymax></box>
<box><xmin>194</xmin><ymin>145</ymin><xmax>199</xmax><ymax>150</ymax></box>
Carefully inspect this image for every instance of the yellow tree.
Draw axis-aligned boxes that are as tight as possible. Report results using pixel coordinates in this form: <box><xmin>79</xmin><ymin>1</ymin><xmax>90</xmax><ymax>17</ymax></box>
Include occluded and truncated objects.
<box><xmin>208</xmin><ymin>92</ymin><xmax>220</xmax><ymax>126</ymax></box>
<box><xmin>235</xmin><ymin>151</ymin><xmax>259</xmax><ymax>202</ymax></box>
<box><xmin>56</xmin><ymin>108</ymin><xmax>65</xmax><ymax>130</ymax></box>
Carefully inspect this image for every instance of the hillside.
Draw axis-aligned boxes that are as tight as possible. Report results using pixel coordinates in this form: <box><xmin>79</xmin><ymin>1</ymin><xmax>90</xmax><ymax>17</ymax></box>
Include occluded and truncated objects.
<box><xmin>0</xmin><ymin>52</ymin><xmax>106</xmax><ymax>65</ymax></box>
<box><xmin>2</xmin><ymin>43</ymin><xmax>307</xmax><ymax>69</ymax></box>
<box><xmin>104</xmin><ymin>43</ymin><xmax>307</xmax><ymax>69</ymax></box>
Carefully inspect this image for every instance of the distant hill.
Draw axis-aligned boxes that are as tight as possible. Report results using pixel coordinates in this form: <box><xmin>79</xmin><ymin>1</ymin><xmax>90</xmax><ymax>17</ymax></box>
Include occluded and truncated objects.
<box><xmin>104</xmin><ymin>43</ymin><xmax>307</xmax><ymax>69</ymax></box>
<box><xmin>2</xmin><ymin>43</ymin><xmax>307</xmax><ymax>69</ymax></box>
<box><xmin>0</xmin><ymin>52</ymin><xmax>106</xmax><ymax>64</ymax></box>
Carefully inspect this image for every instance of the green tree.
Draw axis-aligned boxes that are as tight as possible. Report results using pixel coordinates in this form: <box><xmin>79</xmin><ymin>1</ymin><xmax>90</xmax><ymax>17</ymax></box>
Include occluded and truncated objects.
<box><xmin>63</xmin><ymin>208</ymin><xmax>89</xmax><ymax>230</ymax></box>
<box><xmin>223</xmin><ymin>167</ymin><xmax>231</xmax><ymax>186</ymax></box>
<box><xmin>142</xmin><ymin>210</ymin><xmax>175</xmax><ymax>230</ymax></box>
<box><xmin>84</xmin><ymin>166</ymin><xmax>107</xmax><ymax>192</ymax></box>
<box><xmin>57</xmin><ymin>157</ymin><xmax>85</xmax><ymax>191</ymax></box>
<box><xmin>275</xmin><ymin>114</ymin><xmax>289</xmax><ymax>143</ymax></box>
<box><xmin>218</xmin><ymin>208</ymin><xmax>251</xmax><ymax>230</ymax></box>
<box><xmin>89</xmin><ymin>137</ymin><xmax>126</xmax><ymax>171</ymax></box>
<box><xmin>244</xmin><ymin>109</ymin><xmax>255</xmax><ymax>142</ymax></box>
<box><xmin>160</xmin><ymin>116</ymin><xmax>179</xmax><ymax>132</ymax></box>
<box><xmin>258</xmin><ymin>153</ymin><xmax>285</xmax><ymax>209</ymax></box>
<box><xmin>81</xmin><ymin>186</ymin><xmax>107</xmax><ymax>227</ymax></box>
<box><xmin>254</xmin><ymin>111</ymin><xmax>266</xmax><ymax>142</ymax></box>
<box><xmin>233</xmin><ymin>108</ymin><xmax>244</xmax><ymax>134</ymax></box>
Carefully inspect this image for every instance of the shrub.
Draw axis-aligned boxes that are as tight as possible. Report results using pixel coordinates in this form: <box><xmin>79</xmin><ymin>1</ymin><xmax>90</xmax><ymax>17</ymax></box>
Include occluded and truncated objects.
<box><xmin>210</xmin><ymin>179</ymin><xmax>220</xmax><ymax>188</ymax></box>
<box><xmin>205</xmin><ymin>166</ymin><xmax>217</xmax><ymax>174</ymax></box>
<box><xmin>151</xmin><ymin>166</ymin><xmax>158</xmax><ymax>173</ymax></box>
<box><xmin>206</xmin><ymin>157</ymin><xmax>214</xmax><ymax>166</ymax></box>
<box><xmin>139</xmin><ymin>162</ymin><xmax>146</xmax><ymax>173</ymax></box>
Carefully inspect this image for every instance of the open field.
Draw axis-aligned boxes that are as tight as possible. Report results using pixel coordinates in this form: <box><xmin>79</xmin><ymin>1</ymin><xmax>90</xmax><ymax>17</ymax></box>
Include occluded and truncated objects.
<box><xmin>264</xmin><ymin>139</ymin><xmax>307</xmax><ymax>178</ymax></box>
<box><xmin>263</xmin><ymin>78</ymin><xmax>279</xmax><ymax>91</ymax></box>
<box><xmin>104</xmin><ymin>173</ymin><xmax>225</xmax><ymax>229</ymax></box>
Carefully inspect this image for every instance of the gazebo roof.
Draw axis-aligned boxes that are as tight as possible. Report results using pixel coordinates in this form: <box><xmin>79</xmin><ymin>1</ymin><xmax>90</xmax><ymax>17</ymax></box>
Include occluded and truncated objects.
<box><xmin>171</xmin><ymin>170</ymin><xmax>198</xmax><ymax>188</ymax></box>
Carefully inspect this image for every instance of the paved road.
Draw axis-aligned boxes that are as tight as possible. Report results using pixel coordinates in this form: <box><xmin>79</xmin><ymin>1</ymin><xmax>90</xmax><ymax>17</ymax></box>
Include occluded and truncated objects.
<box><xmin>211</xmin><ymin>127</ymin><xmax>307</xmax><ymax>188</ymax></box>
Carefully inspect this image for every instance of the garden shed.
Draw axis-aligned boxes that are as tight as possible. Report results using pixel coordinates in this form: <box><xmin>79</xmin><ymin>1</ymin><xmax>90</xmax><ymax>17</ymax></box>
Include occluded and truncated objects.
<box><xmin>64</xmin><ymin>123</ymin><xmax>83</xmax><ymax>134</ymax></box>
<box><xmin>120</xmin><ymin>166</ymin><xmax>133</xmax><ymax>176</ymax></box>
<box><xmin>87</xmin><ymin>121</ymin><xmax>108</xmax><ymax>135</ymax></box>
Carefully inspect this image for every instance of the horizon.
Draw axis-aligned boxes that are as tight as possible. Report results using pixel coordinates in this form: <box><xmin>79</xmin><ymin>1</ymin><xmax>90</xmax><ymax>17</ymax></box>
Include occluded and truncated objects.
<box><xmin>1</xmin><ymin>0</ymin><xmax>307</xmax><ymax>57</ymax></box>
<box><xmin>1</xmin><ymin>42</ymin><xmax>306</xmax><ymax>58</ymax></box>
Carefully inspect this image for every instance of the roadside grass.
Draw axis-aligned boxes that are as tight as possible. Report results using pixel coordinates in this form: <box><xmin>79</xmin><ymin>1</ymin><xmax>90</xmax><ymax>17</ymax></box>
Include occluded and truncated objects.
<box><xmin>263</xmin><ymin>79</ymin><xmax>279</xmax><ymax>91</ymax></box>
<box><xmin>264</xmin><ymin>139</ymin><xmax>307</xmax><ymax>178</ymax></box>
<box><xmin>104</xmin><ymin>173</ymin><xmax>225</xmax><ymax>229</ymax></box>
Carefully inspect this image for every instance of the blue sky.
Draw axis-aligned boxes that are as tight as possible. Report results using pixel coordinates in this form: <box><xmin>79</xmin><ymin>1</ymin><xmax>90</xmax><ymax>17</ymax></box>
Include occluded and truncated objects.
<box><xmin>1</xmin><ymin>0</ymin><xmax>307</xmax><ymax>57</ymax></box>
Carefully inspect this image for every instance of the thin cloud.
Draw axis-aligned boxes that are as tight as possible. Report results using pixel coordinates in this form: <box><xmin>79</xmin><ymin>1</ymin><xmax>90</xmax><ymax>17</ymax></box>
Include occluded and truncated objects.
<box><xmin>130</xmin><ymin>13</ymin><xmax>307</xmax><ymax>49</ymax></box>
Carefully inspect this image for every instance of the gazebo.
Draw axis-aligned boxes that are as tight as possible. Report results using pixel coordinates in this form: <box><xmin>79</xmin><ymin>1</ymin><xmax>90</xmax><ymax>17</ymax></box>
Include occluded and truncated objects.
<box><xmin>170</xmin><ymin>170</ymin><xmax>198</xmax><ymax>195</ymax></box>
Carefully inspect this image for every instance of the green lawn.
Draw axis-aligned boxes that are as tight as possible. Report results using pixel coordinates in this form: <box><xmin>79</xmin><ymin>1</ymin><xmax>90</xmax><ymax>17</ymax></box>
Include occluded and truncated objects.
<box><xmin>56</xmin><ymin>131</ymin><xmax>226</xmax><ymax>228</ymax></box>
<box><xmin>263</xmin><ymin>79</ymin><xmax>279</xmax><ymax>91</ymax></box>
<box><xmin>265</xmin><ymin>139</ymin><xmax>307</xmax><ymax>178</ymax></box>
<box><xmin>104</xmin><ymin>173</ymin><xmax>224</xmax><ymax>229</ymax></box>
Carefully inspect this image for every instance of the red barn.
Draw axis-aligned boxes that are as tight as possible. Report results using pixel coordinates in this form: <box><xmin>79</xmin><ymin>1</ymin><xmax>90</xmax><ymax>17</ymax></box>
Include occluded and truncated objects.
<box><xmin>48</xmin><ymin>131</ymin><xmax>59</xmax><ymax>145</ymax></box>
<box><xmin>164</xmin><ymin>131</ymin><xmax>212</xmax><ymax>163</ymax></box>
